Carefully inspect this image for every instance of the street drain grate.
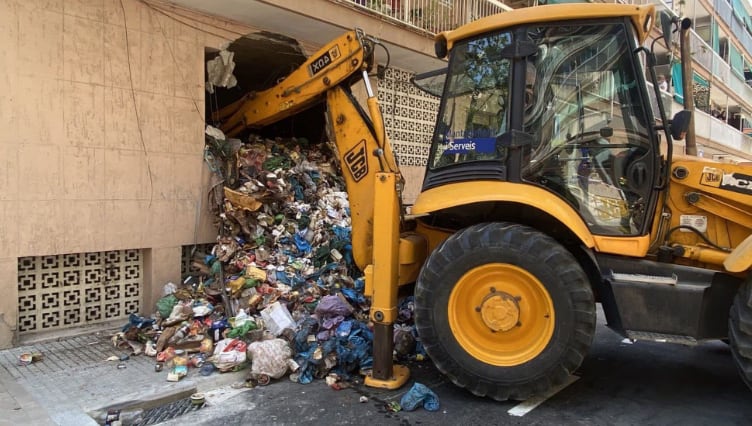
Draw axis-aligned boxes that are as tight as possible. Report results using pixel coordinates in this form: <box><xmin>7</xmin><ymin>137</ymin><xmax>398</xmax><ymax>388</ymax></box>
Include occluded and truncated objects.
<box><xmin>130</xmin><ymin>397</ymin><xmax>204</xmax><ymax>426</ymax></box>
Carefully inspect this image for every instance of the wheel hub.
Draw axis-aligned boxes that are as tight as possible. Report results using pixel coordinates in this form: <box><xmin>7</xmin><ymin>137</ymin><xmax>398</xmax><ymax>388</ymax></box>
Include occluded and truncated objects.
<box><xmin>447</xmin><ymin>262</ymin><xmax>559</xmax><ymax>367</ymax></box>
<box><xmin>480</xmin><ymin>291</ymin><xmax>520</xmax><ymax>332</ymax></box>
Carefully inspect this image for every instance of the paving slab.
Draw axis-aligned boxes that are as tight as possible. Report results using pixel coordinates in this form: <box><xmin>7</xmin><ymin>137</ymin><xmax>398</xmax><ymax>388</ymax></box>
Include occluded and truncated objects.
<box><xmin>0</xmin><ymin>329</ymin><xmax>245</xmax><ymax>426</ymax></box>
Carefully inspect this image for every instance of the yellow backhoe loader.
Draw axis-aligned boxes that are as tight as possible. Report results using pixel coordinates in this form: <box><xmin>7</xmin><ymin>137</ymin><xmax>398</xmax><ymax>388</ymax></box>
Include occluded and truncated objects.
<box><xmin>216</xmin><ymin>3</ymin><xmax>752</xmax><ymax>400</ymax></box>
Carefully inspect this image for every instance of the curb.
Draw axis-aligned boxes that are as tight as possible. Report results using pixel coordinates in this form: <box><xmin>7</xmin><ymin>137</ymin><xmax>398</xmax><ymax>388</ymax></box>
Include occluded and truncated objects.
<box><xmin>84</xmin><ymin>369</ymin><xmax>245</xmax><ymax>424</ymax></box>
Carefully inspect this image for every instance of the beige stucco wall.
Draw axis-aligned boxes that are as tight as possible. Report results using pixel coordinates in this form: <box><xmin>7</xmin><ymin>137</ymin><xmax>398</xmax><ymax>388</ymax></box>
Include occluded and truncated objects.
<box><xmin>0</xmin><ymin>0</ymin><xmax>434</xmax><ymax>348</ymax></box>
<box><xmin>0</xmin><ymin>0</ymin><xmax>257</xmax><ymax>348</ymax></box>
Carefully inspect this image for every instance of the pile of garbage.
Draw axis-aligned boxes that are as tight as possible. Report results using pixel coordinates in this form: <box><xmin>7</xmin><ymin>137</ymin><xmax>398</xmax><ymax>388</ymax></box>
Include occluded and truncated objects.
<box><xmin>115</xmin><ymin>126</ymin><xmax>426</xmax><ymax>392</ymax></box>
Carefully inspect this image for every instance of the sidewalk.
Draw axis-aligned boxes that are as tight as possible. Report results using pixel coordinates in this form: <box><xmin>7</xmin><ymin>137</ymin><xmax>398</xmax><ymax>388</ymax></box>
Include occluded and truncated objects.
<box><xmin>0</xmin><ymin>358</ymin><xmax>52</xmax><ymax>426</ymax></box>
<box><xmin>0</xmin><ymin>330</ymin><xmax>245</xmax><ymax>426</ymax></box>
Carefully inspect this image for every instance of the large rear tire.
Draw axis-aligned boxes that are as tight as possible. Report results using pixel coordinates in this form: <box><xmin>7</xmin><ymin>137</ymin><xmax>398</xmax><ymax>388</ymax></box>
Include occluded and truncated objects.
<box><xmin>729</xmin><ymin>281</ymin><xmax>752</xmax><ymax>390</ymax></box>
<box><xmin>415</xmin><ymin>222</ymin><xmax>595</xmax><ymax>401</ymax></box>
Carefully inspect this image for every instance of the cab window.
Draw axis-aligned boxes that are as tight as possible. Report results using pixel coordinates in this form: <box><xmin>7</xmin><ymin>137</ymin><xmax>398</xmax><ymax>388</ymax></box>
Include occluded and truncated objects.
<box><xmin>428</xmin><ymin>31</ymin><xmax>512</xmax><ymax>169</ymax></box>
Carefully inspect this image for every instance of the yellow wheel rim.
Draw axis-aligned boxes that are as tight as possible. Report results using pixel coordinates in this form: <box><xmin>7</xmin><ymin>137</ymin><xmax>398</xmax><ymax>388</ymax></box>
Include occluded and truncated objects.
<box><xmin>448</xmin><ymin>263</ymin><xmax>555</xmax><ymax>366</ymax></box>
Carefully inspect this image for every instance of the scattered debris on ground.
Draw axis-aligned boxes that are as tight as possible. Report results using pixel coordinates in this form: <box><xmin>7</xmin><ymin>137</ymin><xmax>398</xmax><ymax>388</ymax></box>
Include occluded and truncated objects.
<box><xmin>113</xmin><ymin>125</ymin><xmax>436</xmax><ymax>408</ymax></box>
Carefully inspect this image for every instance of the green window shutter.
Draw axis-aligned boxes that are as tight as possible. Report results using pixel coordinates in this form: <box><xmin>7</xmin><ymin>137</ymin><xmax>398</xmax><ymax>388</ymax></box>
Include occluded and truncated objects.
<box><xmin>730</xmin><ymin>44</ymin><xmax>744</xmax><ymax>78</ymax></box>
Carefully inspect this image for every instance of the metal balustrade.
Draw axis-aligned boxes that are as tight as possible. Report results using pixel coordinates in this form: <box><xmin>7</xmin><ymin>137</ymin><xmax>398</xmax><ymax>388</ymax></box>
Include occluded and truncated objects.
<box><xmin>340</xmin><ymin>0</ymin><xmax>509</xmax><ymax>34</ymax></box>
<box><xmin>689</xmin><ymin>31</ymin><xmax>752</xmax><ymax>106</ymax></box>
<box><xmin>668</xmin><ymin>95</ymin><xmax>751</xmax><ymax>155</ymax></box>
<box><xmin>690</xmin><ymin>31</ymin><xmax>713</xmax><ymax>72</ymax></box>
<box><xmin>715</xmin><ymin>0</ymin><xmax>734</xmax><ymax>25</ymax></box>
<box><xmin>714</xmin><ymin>0</ymin><xmax>752</xmax><ymax>57</ymax></box>
<box><xmin>707</xmin><ymin>43</ymin><xmax>752</xmax><ymax>107</ymax></box>
<box><xmin>713</xmin><ymin>53</ymin><xmax>731</xmax><ymax>82</ymax></box>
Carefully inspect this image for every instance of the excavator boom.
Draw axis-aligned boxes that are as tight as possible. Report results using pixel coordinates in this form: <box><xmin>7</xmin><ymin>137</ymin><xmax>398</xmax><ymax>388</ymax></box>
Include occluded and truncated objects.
<box><xmin>217</xmin><ymin>29</ymin><xmax>403</xmax><ymax>272</ymax></box>
<box><xmin>218</xmin><ymin>29</ymin><xmax>371</xmax><ymax>136</ymax></box>
<box><xmin>216</xmin><ymin>28</ymin><xmax>414</xmax><ymax>388</ymax></box>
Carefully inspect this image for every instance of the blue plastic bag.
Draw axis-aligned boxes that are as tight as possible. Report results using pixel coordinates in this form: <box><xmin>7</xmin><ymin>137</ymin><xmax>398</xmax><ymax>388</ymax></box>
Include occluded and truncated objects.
<box><xmin>121</xmin><ymin>313</ymin><xmax>155</xmax><ymax>332</ymax></box>
<box><xmin>400</xmin><ymin>382</ymin><xmax>440</xmax><ymax>412</ymax></box>
<box><xmin>294</xmin><ymin>231</ymin><xmax>312</xmax><ymax>253</ymax></box>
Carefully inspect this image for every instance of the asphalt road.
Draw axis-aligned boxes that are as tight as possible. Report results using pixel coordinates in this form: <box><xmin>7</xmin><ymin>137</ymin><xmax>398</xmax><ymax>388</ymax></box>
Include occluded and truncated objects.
<box><xmin>165</xmin><ymin>305</ymin><xmax>752</xmax><ymax>426</ymax></box>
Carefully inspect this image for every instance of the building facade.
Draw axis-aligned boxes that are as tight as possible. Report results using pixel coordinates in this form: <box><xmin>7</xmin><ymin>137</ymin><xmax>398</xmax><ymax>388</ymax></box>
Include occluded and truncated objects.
<box><xmin>656</xmin><ymin>0</ymin><xmax>752</xmax><ymax>162</ymax></box>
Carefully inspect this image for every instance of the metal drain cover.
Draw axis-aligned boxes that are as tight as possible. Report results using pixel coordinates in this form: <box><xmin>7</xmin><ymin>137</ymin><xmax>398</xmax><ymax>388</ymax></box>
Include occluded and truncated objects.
<box><xmin>129</xmin><ymin>397</ymin><xmax>204</xmax><ymax>426</ymax></box>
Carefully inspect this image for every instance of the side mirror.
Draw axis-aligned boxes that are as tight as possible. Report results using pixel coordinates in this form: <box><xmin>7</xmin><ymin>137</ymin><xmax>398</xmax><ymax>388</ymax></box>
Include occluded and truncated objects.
<box><xmin>600</xmin><ymin>127</ymin><xmax>614</xmax><ymax>138</ymax></box>
<box><xmin>670</xmin><ymin>110</ymin><xmax>692</xmax><ymax>140</ymax></box>
<box><xmin>660</xmin><ymin>12</ymin><xmax>674</xmax><ymax>47</ymax></box>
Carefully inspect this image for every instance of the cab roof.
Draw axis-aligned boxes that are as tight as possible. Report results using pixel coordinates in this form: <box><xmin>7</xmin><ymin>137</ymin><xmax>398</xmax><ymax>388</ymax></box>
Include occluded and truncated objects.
<box><xmin>436</xmin><ymin>3</ymin><xmax>656</xmax><ymax>54</ymax></box>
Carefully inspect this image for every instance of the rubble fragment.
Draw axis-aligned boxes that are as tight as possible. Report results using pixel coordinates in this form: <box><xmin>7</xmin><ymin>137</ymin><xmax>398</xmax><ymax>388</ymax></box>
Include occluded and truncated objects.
<box><xmin>206</xmin><ymin>48</ymin><xmax>238</xmax><ymax>94</ymax></box>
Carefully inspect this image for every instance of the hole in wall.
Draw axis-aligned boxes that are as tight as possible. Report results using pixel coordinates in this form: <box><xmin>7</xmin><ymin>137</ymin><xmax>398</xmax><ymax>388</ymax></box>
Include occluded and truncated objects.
<box><xmin>204</xmin><ymin>31</ymin><xmax>326</xmax><ymax>143</ymax></box>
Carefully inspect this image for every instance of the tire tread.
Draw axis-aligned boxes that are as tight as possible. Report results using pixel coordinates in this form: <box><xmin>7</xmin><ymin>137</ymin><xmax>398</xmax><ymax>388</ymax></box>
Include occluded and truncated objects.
<box><xmin>729</xmin><ymin>282</ymin><xmax>752</xmax><ymax>389</ymax></box>
<box><xmin>415</xmin><ymin>222</ymin><xmax>595</xmax><ymax>401</ymax></box>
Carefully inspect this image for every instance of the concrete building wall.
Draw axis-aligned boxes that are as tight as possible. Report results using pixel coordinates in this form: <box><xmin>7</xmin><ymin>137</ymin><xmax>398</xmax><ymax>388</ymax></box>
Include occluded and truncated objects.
<box><xmin>0</xmin><ymin>0</ymin><xmax>438</xmax><ymax>348</ymax></box>
<box><xmin>0</xmin><ymin>0</ymin><xmax>256</xmax><ymax>348</ymax></box>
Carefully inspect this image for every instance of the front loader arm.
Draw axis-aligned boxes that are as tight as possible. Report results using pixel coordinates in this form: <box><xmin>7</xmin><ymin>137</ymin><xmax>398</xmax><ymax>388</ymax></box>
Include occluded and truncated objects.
<box><xmin>217</xmin><ymin>28</ymin><xmax>402</xmax><ymax>276</ymax></box>
<box><xmin>217</xmin><ymin>29</ymin><xmax>373</xmax><ymax>137</ymax></box>
<box><xmin>216</xmin><ymin>29</ymin><xmax>414</xmax><ymax>388</ymax></box>
<box><xmin>325</xmin><ymin>84</ymin><xmax>411</xmax><ymax>386</ymax></box>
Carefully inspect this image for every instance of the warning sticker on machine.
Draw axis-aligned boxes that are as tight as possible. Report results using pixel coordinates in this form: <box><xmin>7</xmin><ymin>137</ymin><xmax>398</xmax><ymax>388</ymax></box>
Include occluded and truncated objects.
<box><xmin>679</xmin><ymin>215</ymin><xmax>708</xmax><ymax>233</ymax></box>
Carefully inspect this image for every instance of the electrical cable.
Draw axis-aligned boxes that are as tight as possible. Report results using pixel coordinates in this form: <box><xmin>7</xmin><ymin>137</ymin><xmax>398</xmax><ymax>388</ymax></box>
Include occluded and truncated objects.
<box><xmin>120</xmin><ymin>0</ymin><xmax>155</xmax><ymax>207</ymax></box>
<box><xmin>140</xmin><ymin>0</ymin><xmax>239</xmax><ymax>42</ymax></box>
<box><xmin>665</xmin><ymin>225</ymin><xmax>731</xmax><ymax>252</ymax></box>
<box><xmin>144</xmin><ymin>2</ymin><xmax>205</xmax><ymax>122</ymax></box>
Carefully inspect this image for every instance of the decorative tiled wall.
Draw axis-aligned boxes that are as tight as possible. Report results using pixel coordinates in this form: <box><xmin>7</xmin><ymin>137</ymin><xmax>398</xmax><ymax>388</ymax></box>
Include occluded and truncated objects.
<box><xmin>17</xmin><ymin>250</ymin><xmax>142</xmax><ymax>334</ymax></box>
<box><xmin>378</xmin><ymin>67</ymin><xmax>439</xmax><ymax>167</ymax></box>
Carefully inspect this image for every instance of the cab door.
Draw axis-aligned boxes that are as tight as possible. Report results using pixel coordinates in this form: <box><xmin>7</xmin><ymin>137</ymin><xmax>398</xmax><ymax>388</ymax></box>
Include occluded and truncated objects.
<box><xmin>519</xmin><ymin>21</ymin><xmax>659</xmax><ymax>236</ymax></box>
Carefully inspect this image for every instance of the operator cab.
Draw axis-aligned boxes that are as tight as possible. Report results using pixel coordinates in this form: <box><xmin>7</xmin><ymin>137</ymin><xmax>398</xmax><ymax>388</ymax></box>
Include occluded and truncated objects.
<box><xmin>422</xmin><ymin>18</ymin><xmax>660</xmax><ymax>237</ymax></box>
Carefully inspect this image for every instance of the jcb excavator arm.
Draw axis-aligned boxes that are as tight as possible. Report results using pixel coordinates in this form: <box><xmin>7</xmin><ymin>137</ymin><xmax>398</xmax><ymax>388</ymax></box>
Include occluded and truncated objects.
<box><xmin>218</xmin><ymin>29</ymin><xmax>377</xmax><ymax>138</ymax></box>
<box><xmin>216</xmin><ymin>29</ymin><xmax>418</xmax><ymax>388</ymax></box>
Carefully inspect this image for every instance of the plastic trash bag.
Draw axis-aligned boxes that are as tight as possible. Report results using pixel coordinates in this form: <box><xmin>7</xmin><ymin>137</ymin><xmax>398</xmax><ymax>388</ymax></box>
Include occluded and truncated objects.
<box><xmin>212</xmin><ymin>338</ymin><xmax>247</xmax><ymax>371</ymax></box>
<box><xmin>163</xmin><ymin>282</ymin><xmax>177</xmax><ymax>296</ymax></box>
<box><xmin>247</xmin><ymin>339</ymin><xmax>292</xmax><ymax>379</ymax></box>
<box><xmin>156</xmin><ymin>295</ymin><xmax>178</xmax><ymax>319</ymax></box>
<box><xmin>294</xmin><ymin>232</ymin><xmax>312</xmax><ymax>253</ymax></box>
<box><xmin>122</xmin><ymin>313</ymin><xmax>155</xmax><ymax>332</ymax></box>
<box><xmin>294</xmin><ymin>316</ymin><xmax>319</xmax><ymax>353</ymax></box>
<box><xmin>226</xmin><ymin>320</ymin><xmax>258</xmax><ymax>338</ymax></box>
<box><xmin>340</xmin><ymin>287</ymin><xmax>366</xmax><ymax>307</ymax></box>
<box><xmin>400</xmin><ymin>382</ymin><xmax>440</xmax><ymax>412</ymax></box>
<box><xmin>315</xmin><ymin>295</ymin><xmax>354</xmax><ymax>317</ymax></box>
<box><xmin>393</xmin><ymin>324</ymin><xmax>416</xmax><ymax>358</ymax></box>
<box><xmin>332</xmin><ymin>321</ymin><xmax>372</xmax><ymax>376</ymax></box>
<box><xmin>191</xmin><ymin>301</ymin><xmax>214</xmax><ymax>317</ymax></box>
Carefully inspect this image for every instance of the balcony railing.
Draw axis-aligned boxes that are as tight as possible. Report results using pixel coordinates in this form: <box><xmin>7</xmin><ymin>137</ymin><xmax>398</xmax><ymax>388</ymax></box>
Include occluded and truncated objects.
<box><xmin>712</xmin><ymin>51</ymin><xmax>731</xmax><ymax>82</ymax></box>
<box><xmin>714</xmin><ymin>0</ymin><xmax>752</xmax><ymax>58</ymax></box>
<box><xmin>690</xmin><ymin>31</ymin><xmax>713</xmax><ymax>72</ymax></box>
<box><xmin>685</xmin><ymin>29</ymin><xmax>752</xmax><ymax>120</ymax></box>
<box><xmin>666</xmin><ymin>95</ymin><xmax>752</xmax><ymax>157</ymax></box>
<box><xmin>340</xmin><ymin>0</ymin><xmax>509</xmax><ymax>34</ymax></box>
<box><xmin>703</xmin><ymin>37</ymin><xmax>752</xmax><ymax>107</ymax></box>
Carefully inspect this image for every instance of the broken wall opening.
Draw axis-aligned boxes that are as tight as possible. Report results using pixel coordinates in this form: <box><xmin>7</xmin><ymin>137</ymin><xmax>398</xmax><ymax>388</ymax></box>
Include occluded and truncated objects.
<box><xmin>204</xmin><ymin>31</ymin><xmax>327</xmax><ymax>145</ymax></box>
